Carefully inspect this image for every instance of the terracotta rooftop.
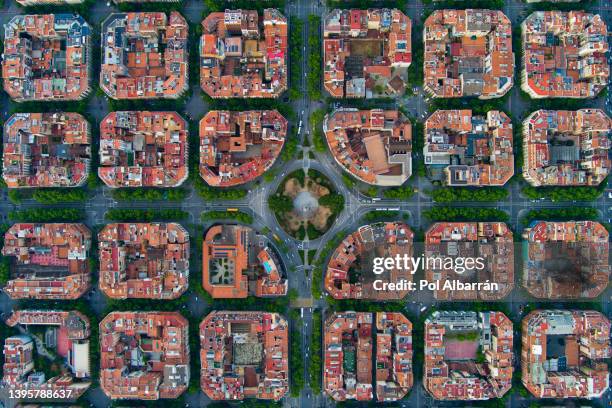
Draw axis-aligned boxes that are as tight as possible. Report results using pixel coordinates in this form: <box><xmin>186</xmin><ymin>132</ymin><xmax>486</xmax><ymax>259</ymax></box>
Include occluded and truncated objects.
<box><xmin>424</xmin><ymin>222</ymin><xmax>514</xmax><ymax>300</ymax></box>
<box><xmin>325</xmin><ymin>222</ymin><xmax>414</xmax><ymax>300</ymax></box>
<box><xmin>200</xmin><ymin>311</ymin><xmax>289</xmax><ymax>401</ymax></box>
<box><xmin>323</xmin><ymin>9</ymin><xmax>411</xmax><ymax>98</ymax></box>
<box><xmin>324</xmin><ymin>311</ymin><xmax>413</xmax><ymax>402</ymax></box>
<box><xmin>424</xmin><ymin>9</ymin><xmax>514</xmax><ymax>99</ymax></box>
<box><xmin>202</xmin><ymin>224</ymin><xmax>287</xmax><ymax>298</ymax></box>
<box><xmin>324</xmin><ymin>108</ymin><xmax>412</xmax><ymax>186</ymax></box>
<box><xmin>2</xmin><ymin>14</ymin><xmax>91</xmax><ymax>101</ymax></box>
<box><xmin>99</xmin><ymin>311</ymin><xmax>190</xmax><ymax>400</ymax></box>
<box><xmin>1</xmin><ymin>223</ymin><xmax>91</xmax><ymax>300</ymax></box>
<box><xmin>200</xmin><ymin>9</ymin><xmax>288</xmax><ymax>98</ymax></box>
<box><xmin>99</xmin><ymin>111</ymin><xmax>188</xmax><ymax>188</ymax></box>
<box><xmin>3</xmin><ymin>112</ymin><xmax>91</xmax><ymax>188</ymax></box>
<box><xmin>522</xmin><ymin>310</ymin><xmax>610</xmax><ymax>399</ymax></box>
<box><xmin>522</xmin><ymin>109</ymin><xmax>611</xmax><ymax>186</ymax></box>
<box><xmin>424</xmin><ymin>311</ymin><xmax>513</xmax><ymax>400</ymax></box>
<box><xmin>98</xmin><ymin>223</ymin><xmax>190</xmax><ymax>300</ymax></box>
<box><xmin>3</xmin><ymin>310</ymin><xmax>92</xmax><ymax>399</ymax></box>
<box><xmin>521</xmin><ymin>11</ymin><xmax>609</xmax><ymax>99</ymax></box>
<box><xmin>100</xmin><ymin>12</ymin><xmax>188</xmax><ymax>99</ymax></box>
<box><xmin>424</xmin><ymin>110</ymin><xmax>514</xmax><ymax>186</ymax></box>
<box><xmin>199</xmin><ymin>110</ymin><xmax>287</xmax><ymax>186</ymax></box>
<box><xmin>522</xmin><ymin>221</ymin><xmax>609</xmax><ymax>299</ymax></box>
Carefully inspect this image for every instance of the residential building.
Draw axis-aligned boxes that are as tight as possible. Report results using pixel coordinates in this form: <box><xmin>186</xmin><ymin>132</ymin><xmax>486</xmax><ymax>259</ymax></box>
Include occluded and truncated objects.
<box><xmin>324</xmin><ymin>311</ymin><xmax>413</xmax><ymax>402</ymax></box>
<box><xmin>2</xmin><ymin>14</ymin><xmax>91</xmax><ymax>101</ymax></box>
<box><xmin>424</xmin><ymin>10</ymin><xmax>514</xmax><ymax>99</ymax></box>
<box><xmin>99</xmin><ymin>111</ymin><xmax>189</xmax><ymax>188</ymax></box>
<box><xmin>2</xmin><ymin>113</ymin><xmax>91</xmax><ymax>188</ymax></box>
<box><xmin>200</xmin><ymin>311</ymin><xmax>289</xmax><ymax>400</ymax></box>
<box><xmin>424</xmin><ymin>223</ymin><xmax>514</xmax><ymax>300</ymax></box>
<box><xmin>99</xmin><ymin>312</ymin><xmax>190</xmax><ymax>400</ymax></box>
<box><xmin>98</xmin><ymin>223</ymin><xmax>190</xmax><ymax>300</ymax></box>
<box><xmin>6</xmin><ymin>310</ymin><xmax>91</xmax><ymax>378</ymax></box>
<box><xmin>522</xmin><ymin>109</ymin><xmax>611</xmax><ymax>186</ymax></box>
<box><xmin>100</xmin><ymin>12</ymin><xmax>188</xmax><ymax>99</ymax></box>
<box><xmin>323</xmin><ymin>9</ymin><xmax>412</xmax><ymax>98</ymax></box>
<box><xmin>521</xmin><ymin>11</ymin><xmax>609</xmax><ymax>99</ymax></box>
<box><xmin>1</xmin><ymin>223</ymin><xmax>91</xmax><ymax>300</ymax></box>
<box><xmin>424</xmin><ymin>110</ymin><xmax>514</xmax><ymax>186</ymax></box>
<box><xmin>200</xmin><ymin>9</ymin><xmax>288</xmax><ymax>98</ymax></box>
<box><xmin>325</xmin><ymin>222</ymin><xmax>414</xmax><ymax>300</ymax></box>
<box><xmin>374</xmin><ymin>312</ymin><xmax>413</xmax><ymax>401</ymax></box>
<box><xmin>424</xmin><ymin>311</ymin><xmax>513</xmax><ymax>400</ymax></box>
<box><xmin>522</xmin><ymin>221</ymin><xmax>609</xmax><ymax>299</ymax></box>
<box><xmin>202</xmin><ymin>225</ymin><xmax>287</xmax><ymax>298</ymax></box>
<box><xmin>199</xmin><ymin>110</ymin><xmax>287</xmax><ymax>186</ymax></box>
<box><xmin>522</xmin><ymin>310</ymin><xmax>610</xmax><ymax>398</ymax></box>
<box><xmin>324</xmin><ymin>108</ymin><xmax>412</xmax><ymax>186</ymax></box>
<box><xmin>2</xmin><ymin>310</ymin><xmax>91</xmax><ymax>400</ymax></box>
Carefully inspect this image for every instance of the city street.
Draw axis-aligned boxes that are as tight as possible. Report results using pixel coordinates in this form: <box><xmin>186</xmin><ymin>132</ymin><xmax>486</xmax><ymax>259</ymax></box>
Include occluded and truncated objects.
<box><xmin>0</xmin><ymin>0</ymin><xmax>610</xmax><ymax>407</ymax></box>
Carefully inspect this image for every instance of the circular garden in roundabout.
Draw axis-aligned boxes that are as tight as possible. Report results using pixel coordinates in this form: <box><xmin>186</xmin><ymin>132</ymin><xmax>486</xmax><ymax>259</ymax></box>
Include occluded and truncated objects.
<box><xmin>268</xmin><ymin>169</ymin><xmax>344</xmax><ymax>240</ymax></box>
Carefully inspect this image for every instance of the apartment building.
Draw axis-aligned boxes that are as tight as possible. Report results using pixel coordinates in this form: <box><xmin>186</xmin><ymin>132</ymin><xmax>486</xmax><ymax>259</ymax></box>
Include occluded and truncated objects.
<box><xmin>99</xmin><ymin>312</ymin><xmax>190</xmax><ymax>400</ymax></box>
<box><xmin>99</xmin><ymin>111</ymin><xmax>189</xmax><ymax>188</ymax></box>
<box><xmin>202</xmin><ymin>224</ymin><xmax>287</xmax><ymax>298</ymax></box>
<box><xmin>522</xmin><ymin>310</ymin><xmax>610</xmax><ymax>398</ymax></box>
<box><xmin>325</xmin><ymin>222</ymin><xmax>414</xmax><ymax>300</ymax></box>
<box><xmin>200</xmin><ymin>9</ymin><xmax>288</xmax><ymax>98</ymax></box>
<box><xmin>324</xmin><ymin>311</ymin><xmax>413</xmax><ymax>402</ymax></box>
<box><xmin>522</xmin><ymin>221</ymin><xmax>609</xmax><ymax>299</ymax></box>
<box><xmin>324</xmin><ymin>108</ymin><xmax>412</xmax><ymax>186</ymax></box>
<box><xmin>424</xmin><ymin>222</ymin><xmax>514</xmax><ymax>300</ymax></box>
<box><xmin>522</xmin><ymin>109</ymin><xmax>611</xmax><ymax>186</ymax></box>
<box><xmin>100</xmin><ymin>12</ymin><xmax>188</xmax><ymax>99</ymax></box>
<box><xmin>424</xmin><ymin>110</ymin><xmax>514</xmax><ymax>186</ymax></box>
<box><xmin>2</xmin><ymin>310</ymin><xmax>91</xmax><ymax>400</ymax></box>
<box><xmin>1</xmin><ymin>223</ymin><xmax>91</xmax><ymax>300</ymax></box>
<box><xmin>2</xmin><ymin>14</ymin><xmax>91</xmax><ymax>101</ymax></box>
<box><xmin>2</xmin><ymin>113</ymin><xmax>91</xmax><ymax>188</ymax></box>
<box><xmin>424</xmin><ymin>311</ymin><xmax>513</xmax><ymax>400</ymax></box>
<box><xmin>323</xmin><ymin>9</ymin><xmax>412</xmax><ymax>98</ymax></box>
<box><xmin>98</xmin><ymin>223</ymin><xmax>190</xmax><ymax>300</ymax></box>
<box><xmin>424</xmin><ymin>9</ymin><xmax>514</xmax><ymax>99</ymax></box>
<box><xmin>200</xmin><ymin>311</ymin><xmax>289</xmax><ymax>400</ymax></box>
<box><xmin>522</xmin><ymin>11</ymin><xmax>609</xmax><ymax>98</ymax></box>
<box><xmin>199</xmin><ymin>110</ymin><xmax>287</xmax><ymax>186</ymax></box>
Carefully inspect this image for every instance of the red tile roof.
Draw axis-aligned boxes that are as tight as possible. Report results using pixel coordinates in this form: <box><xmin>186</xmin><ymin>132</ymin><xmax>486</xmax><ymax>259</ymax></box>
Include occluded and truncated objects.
<box><xmin>323</xmin><ymin>9</ymin><xmax>411</xmax><ymax>98</ymax></box>
<box><xmin>200</xmin><ymin>9</ymin><xmax>287</xmax><ymax>98</ymax></box>
<box><xmin>100</xmin><ymin>12</ymin><xmax>188</xmax><ymax>99</ymax></box>
<box><xmin>99</xmin><ymin>111</ymin><xmax>188</xmax><ymax>188</ymax></box>
<box><xmin>200</xmin><ymin>311</ymin><xmax>288</xmax><ymax>400</ymax></box>
<box><xmin>98</xmin><ymin>223</ymin><xmax>190</xmax><ymax>300</ymax></box>
<box><xmin>199</xmin><ymin>110</ymin><xmax>287</xmax><ymax>186</ymax></box>
<box><xmin>324</xmin><ymin>108</ymin><xmax>412</xmax><ymax>185</ymax></box>
<box><xmin>2</xmin><ymin>223</ymin><xmax>91</xmax><ymax>300</ymax></box>
<box><xmin>3</xmin><ymin>113</ymin><xmax>91</xmax><ymax>188</ymax></box>
<box><xmin>424</xmin><ymin>10</ymin><xmax>514</xmax><ymax>99</ymax></box>
<box><xmin>522</xmin><ymin>11</ymin><xmax>609</xmax><ymax>99</ymax></box>
<box><xmin>2</xmin><ymin>14</ymin><xmax>91</xmax><ymax>101</ymax></box>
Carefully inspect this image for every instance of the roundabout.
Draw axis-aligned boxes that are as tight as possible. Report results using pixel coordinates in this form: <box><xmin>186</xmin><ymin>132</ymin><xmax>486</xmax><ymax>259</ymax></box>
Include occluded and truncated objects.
<box><xmin>268</xmin><ymin>168</ymin><xmax>344</xmax><ymax>241</ymax></box>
